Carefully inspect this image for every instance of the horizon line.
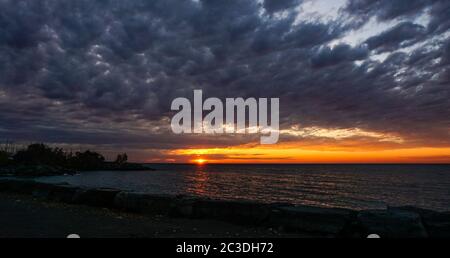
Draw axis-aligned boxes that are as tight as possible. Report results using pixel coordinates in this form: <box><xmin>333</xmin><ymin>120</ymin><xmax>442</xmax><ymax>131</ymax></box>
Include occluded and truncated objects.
<box><xmin>142</xmin><ymin>162</ymin><xmax>450</xmax><ymax>165</ymax></box>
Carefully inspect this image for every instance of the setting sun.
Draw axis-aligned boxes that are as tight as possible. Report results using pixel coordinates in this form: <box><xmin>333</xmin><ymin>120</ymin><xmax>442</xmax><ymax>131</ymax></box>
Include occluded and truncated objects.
<box><xmin>194</xmin><ymin>158</ymin><xmax>207</xmax><ymax>165</ymax></box>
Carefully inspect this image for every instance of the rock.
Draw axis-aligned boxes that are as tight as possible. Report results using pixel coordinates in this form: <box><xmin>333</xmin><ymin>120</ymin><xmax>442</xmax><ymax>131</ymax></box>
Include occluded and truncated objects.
<box><xmin>267</xmin><ymin>205</ymin><xmax>355</xmax><ymax>236</ymax></box>
<box><xmin>389</xmin><ymin>206</ymin><xmax>450</xmax><ymax>238</ymax></box>
<box><xmin>29</xmin><ymin>182</ymin><xmax>80</xmax><ymax>203</ymax></box>
<box><xmin>114</xmin><ymin>192</ymin><xmax>174</xmax><ymax>215</ymax></box>
<box><xmin>31</xmin><ymin>183</ymin><xmax>55</xmax><ymax>199</ymax></box>
<box><xmin>0</xmin><ymin>179</ymin><xmax>79</xmax><ymax>203</ymax></box>
<box><xmin>0</xmin><ymin>179</ymin><xmax>42</xmax><ymax>194</ymax></box>
<box><xmin>210</xmin><ymin>200</ymin><xmax>270</xmax><ymax>225</ymax></box>
<box><xmin>0</xmin><ymin>165</ymin><xmax>76</xmax><ymax>177</ymax></box>
<box><xmin>357</xmin><ymin>209</ymin><xmax>428</xmax><ymax>238</ymax></box>
<box><xmin>73</xmin><ymin>188</ymin><xmax>121</xmax><ymax>208</ymax></box>
<box><xmin>170</xmin><ymin>198</ymin><xmax>271</xmax><ymax>225</ymax></box>
<box><xmin>47</xmin><ymin>184</ymin><xmax>81</xmax><ymax>203</ymax></box>
<box><xmin>197</xmin><ymin>199</ymin><xmax>270</xmax><ymax>225</ymax></box>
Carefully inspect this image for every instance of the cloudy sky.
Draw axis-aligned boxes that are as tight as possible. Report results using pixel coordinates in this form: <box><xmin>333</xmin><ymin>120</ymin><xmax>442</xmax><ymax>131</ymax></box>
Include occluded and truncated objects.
<box><xmin>0</xmin><ymin>0</ymin><xmax>449</xmax><ymax>163</ymax></box>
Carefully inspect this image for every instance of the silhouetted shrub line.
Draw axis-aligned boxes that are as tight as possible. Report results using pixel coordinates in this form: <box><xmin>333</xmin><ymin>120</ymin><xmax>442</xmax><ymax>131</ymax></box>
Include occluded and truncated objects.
<box><xmin>0</xmin><ymin>144</ymin><xmax>150</xmax><ymax>177</ymax></box>
<box><xmin>0</xmin><ymin>179</ymin><xmax>449</xmax><ymax>238</ymax></box>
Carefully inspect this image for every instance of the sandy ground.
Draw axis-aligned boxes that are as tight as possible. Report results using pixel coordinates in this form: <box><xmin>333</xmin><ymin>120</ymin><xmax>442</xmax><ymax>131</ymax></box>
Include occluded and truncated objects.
<box><xmin>0</xmin><ymin>193</ymin><xmax>304</xmax><ymax>238</ymax></box>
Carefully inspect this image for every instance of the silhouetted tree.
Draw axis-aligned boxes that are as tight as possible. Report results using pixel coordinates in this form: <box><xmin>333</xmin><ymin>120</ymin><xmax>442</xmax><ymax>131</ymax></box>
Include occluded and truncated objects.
<box><xmin>13</xmin><ymin>144</ymin><xmax>67</xmax><ymax>167</ymax></box>
<box><xmin>69</xmin><ymin>150</ymin><xmax>105</xmax><ymax>170</ymax></box>
<box><xmin>0</xmin><ymin>150</ymin><xmax>11</xmax><ymax>166</ymax></box>
<box><xmin>115</xmin><ymin>153</ymin><xmax>128</xmax><ymax>166</ymax></box>
<box><xmin>6</xmin><ymin>143</ymin><xmax>138</xmax><ymax>172</ymax></box>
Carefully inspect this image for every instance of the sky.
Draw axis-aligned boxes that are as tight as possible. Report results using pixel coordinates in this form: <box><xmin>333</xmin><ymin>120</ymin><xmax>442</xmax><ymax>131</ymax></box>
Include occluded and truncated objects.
<box><xmin>0</xmin><ymin>0</ymin><xmax>449</xmax><ymax>163</ymax></box>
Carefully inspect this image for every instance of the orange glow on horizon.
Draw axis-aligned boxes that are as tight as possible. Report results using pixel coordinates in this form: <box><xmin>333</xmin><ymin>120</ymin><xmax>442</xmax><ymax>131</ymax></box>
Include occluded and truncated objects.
<box><xmin>167</xmin><ymin>145</ymin><xmax>450</xmax><ymax>164</ymax></box>
<box><xmin>154</xmin><ymin>127</ymin><xmax>450</xmax><ymax>164</ymax></box>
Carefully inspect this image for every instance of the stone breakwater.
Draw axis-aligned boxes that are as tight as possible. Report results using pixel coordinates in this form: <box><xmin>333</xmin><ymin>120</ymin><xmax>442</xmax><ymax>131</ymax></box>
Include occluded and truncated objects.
<box><xmin>0</xmin><ymin>179</ymin><xmax>449</xmax><ymax>238</ymax></box>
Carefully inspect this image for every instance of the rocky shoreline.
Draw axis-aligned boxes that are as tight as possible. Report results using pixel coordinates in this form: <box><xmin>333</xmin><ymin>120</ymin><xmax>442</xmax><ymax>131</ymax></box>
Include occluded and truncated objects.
<box><xmin>0</xmin><ymin>163</ymin><xmax>152</xmax><ymax>177</ymax></box>
<box><xmin>0</xmin><ymin>179</ymin><xmax>449</xmax><ymax>238</ymax></box>
<box><xmin>0</xmin><ymin>165</ymin><xmax>77</xmax><ymax>177</ymax></box>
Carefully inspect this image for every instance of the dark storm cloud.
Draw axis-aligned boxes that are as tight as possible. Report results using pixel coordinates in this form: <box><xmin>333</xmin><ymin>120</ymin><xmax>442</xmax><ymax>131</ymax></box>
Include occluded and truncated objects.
<box><xmin>427</xmin><ymin>0</ymin><xmax>450</xmax><ymax>34</ymax></box>
<box><xmin>365</xmin><ymin>22</ymin><xmax>426</xmax><ymax>52</ymax></box>
<box><xmin>311</xmin><ymin>44</ymin><xmax>368</xmax><ymax>68</ymax></box>
<box><xmin>345</xmin><ymin>0</ymin><xmax>449</xmax><ymax>37</ymax></box>
<box><xmin>263</xmin><ymin>0</ymin><xmax>302</xmax><ymax>14</ymax></box>
<box><xmin>345</xmin><ymin>0</ymin><xmax>432</xmax><ymax>21</ymax></box>
<box><xmin>0</xmin><ymin>0</ymin><xmax>449</xmax><ymax>154</ymax></box>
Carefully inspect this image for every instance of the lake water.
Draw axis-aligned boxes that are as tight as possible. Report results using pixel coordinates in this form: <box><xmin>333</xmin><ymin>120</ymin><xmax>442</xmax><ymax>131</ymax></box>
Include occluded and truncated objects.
<box><xmin>37</xmin><ymin>164</ymin><xmax>450</xmax><ymax>211</ymax></box>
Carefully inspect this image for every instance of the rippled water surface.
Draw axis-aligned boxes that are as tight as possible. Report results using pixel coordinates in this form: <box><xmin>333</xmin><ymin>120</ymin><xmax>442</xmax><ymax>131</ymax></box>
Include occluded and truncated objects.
<box><xmin>38</xmin><ymin>164</ymin><xmax>450</xmax><ymax>211</ymax></box>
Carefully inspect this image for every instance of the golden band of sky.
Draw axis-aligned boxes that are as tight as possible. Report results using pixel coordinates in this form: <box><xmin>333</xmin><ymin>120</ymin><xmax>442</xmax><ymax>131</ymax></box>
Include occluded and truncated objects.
<box><xmin>160</xmin><ymin>145</ymin><xmax>450</xmax><ymax>164</ymax></box>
